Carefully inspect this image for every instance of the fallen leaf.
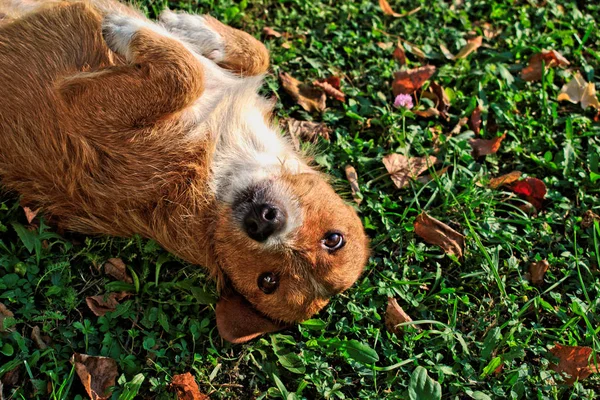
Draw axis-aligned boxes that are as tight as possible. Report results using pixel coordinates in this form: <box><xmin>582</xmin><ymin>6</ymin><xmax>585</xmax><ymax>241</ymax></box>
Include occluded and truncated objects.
<box><xmin>529</xmin><ymin>260</ymin><xmax>549</xmax><ymax>285</ymax></box>
<box><xmin>581</xmin><ymin>210</ymin><xmax>600</xmax><ymax>229</ymax></box>
<box><xmin>377</xmin><ymin>42</ymin><xmax>394</xmax><ymax>50</ymax></box>
<box><xmin>71</xmin><ymin>353</ymin><xmax>118</xmax><ymax>400</ymax></box>
<box><xmin>403</xmin><ymin>41</ymin><xmax>426</xmax><ymax>58</ymax></box>
<box><xmin>344</xmin><ymin>165</ymin><xmax>362</xmax><ymax>205</ymax></box>
<box><xmin>383</xmin><ymin>154</ymin><xmax>437</xmax><ymax>189</ymax></box>
<box><xmin>103</xmin><ymin>258</ymin><xmax>132</xmax><ymax>283</ymax></box>
<box><xmin>488</xmin><ymin>171</ymin><xmax>522</xmax><ymax>189</ymax></box>
<box><xmin>439</xmin><ymin>43</ymin><xmax>454</xmax><ymax>60</ymax></box>
<box><xmin>86</xmin><ymin>292</ymin><xmax>130</xmax><ymax>317</ymax></box>
<box><xmin>262</xmin><ymin>27</ymin><xmax>282</xmax><ymax>38</ymax></box>
<box><xmin>379</xmin><ymin>0</ymin><xmax>421</xmax><ymax>17</ymax></box>
<box><xmin>416</xmin><ymin>165</ymin><xmax>450</xmax><ymax>184</ymax></box>
<box><xmin>385</xmin><ymin>297</ymin><xmax>417</xmax><ymax>334</ymax></box>
<box><xmin>0</xmin><ymin>364</ymin><xmax>21</xmax><ymax>387</ymax></box>
<box><xmin>430</xmin><ymin>81</ymin><xmax>450</xmax><ymax>117</ymax></box>
<box><xmin>414</xmin><ymin>212</ymin><xmax>465</xmax><ymax>257</ymax></box>
<box><xmin>520</xmin><ymin>50</ymin><xmax>570</xmax><ymax>82</ymax></box>
<box><xmin>414</xmin><ymin>108</ymin><xmax>440</xmax><ymax>118</ymax></box>
<box><xmin>557</xmin><ymin>72</ymin><xmax>600</xmax><ymax>110</ymax></box>
<box><xmin>170</xmin><ymin>372</ymin><xmax>209</xmax><ymax>400</ymax></box>
<box><xmin>31</xmin><ymin>326</ymin><xmax>49</xmax><ymax>349</ymax></box>
<box><xmin>469</xmin><ymin>105</ymin><xmax>483</xmax><ymax>135</ymax></box>
<box><xmin>22</xmin><ymin>206</ymin><xmax>40</xmax><ymax>224</ymax></box>
<box><xmin>455</xmin><ymin>36</ymin><xmax>482</xmax><ymax>59</ymax></box>
<box><xmin>550</xmin><ymin>343</ymin><xmax>599</xmax><ymax>385</ymax></box>
<box><xmin>313</xmin><ymin>76</ymin><xmax>345</xmax><ymax>102</ymax></box>
<box><xmin>509</xmin><ymin>177</ymin><xmax>546</xmax><ymax>211</ymax></box>
<box><xmin>280</xmin><ymin>72</ymin><xmax>326</xmax><ymax>113</ymax></box>
<box><xmin>480</xmin><ymin>22</ymin><xmax>502</xmax><ymax>39</ymax></box>
<box><xmin>280</xmin><ymin>118</ymin><xmax>330</xmax><ymax>150</ymax></box>
<box><xmin>449</xmin><ymin>117</ymin><xmax>469</xmax><ymax>136</ymax></box>
<box><xmin>470</xmin><ymin>133</ymin><xmax>506</xmax><ymax>157</ymax></box>
<box><xmin>0</xmin><ymin>302</ymin><xmax>14</xmax><ymax>332</ymax></box>
<box><xmin>392</xmin><ymin>65</ymin><xmax>436</xmax><ymax>96</ymax></box>
<box><xmin>393</xmin><ymin>41</ymin><xmax>406</xmax><ymax>65</ymax></box>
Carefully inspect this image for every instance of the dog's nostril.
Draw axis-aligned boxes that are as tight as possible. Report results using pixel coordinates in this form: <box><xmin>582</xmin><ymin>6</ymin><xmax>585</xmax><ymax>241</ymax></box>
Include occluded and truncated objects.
<box><xmin>243</xmin><ymin>203</ymin><xmax>286</xmax><ymax>242</ymax></box>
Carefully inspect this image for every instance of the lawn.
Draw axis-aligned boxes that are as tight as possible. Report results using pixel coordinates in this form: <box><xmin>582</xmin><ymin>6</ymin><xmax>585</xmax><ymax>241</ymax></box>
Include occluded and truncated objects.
<box><xmin>1</xmin><ymin>0</ymin><xmax>599</xmax><ymax>399</ymax></box>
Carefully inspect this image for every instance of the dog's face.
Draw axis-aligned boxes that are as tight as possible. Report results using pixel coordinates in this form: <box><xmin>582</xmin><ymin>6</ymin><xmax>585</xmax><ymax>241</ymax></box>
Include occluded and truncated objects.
<box><xmin>213</xmin><ymin>172</ymin><xmax>369</xmax><ymax>342</ymax></box>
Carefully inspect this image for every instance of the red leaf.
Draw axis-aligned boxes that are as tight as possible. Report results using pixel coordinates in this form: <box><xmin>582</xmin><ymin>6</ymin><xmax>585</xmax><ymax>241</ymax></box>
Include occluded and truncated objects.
<box><xmin>392</xmin><ymin>65</ymin><xmax>436</xmax><ymax>96</ymax></box>
<box><xmin>520</xmin><ymin>50</ymin><xmax>570</xmax><ymax>82</ymax></box>
<box><xmin>550</xmin><ymin>343</ymin><xmax>599</xmax><ymax>385</ymax></box>
<box><xmin>170</xmin><ymin>372</ymin><xmax>209</xmax><ymax>400</ymax></box>
<box><xmin>469</xmin><ymin>105</ymin><xmax>483</xmax><ymax>135</ymax></box>
<box><xmin>509</xmin><ymin>177</ymin><xmax>546</xmax><ymax>211</ymax></box>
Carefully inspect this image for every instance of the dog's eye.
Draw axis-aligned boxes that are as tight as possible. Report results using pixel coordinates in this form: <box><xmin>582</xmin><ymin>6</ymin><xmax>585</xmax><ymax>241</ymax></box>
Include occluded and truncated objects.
<box><xmin>322</xmin><ymin>232</ymin><xmax>345</xmax><ymax>251</ymax></box>
<box><xmin>258</xmin><ymin>272</ymin><xmax>279</xmax><ymax>294</ymax></box>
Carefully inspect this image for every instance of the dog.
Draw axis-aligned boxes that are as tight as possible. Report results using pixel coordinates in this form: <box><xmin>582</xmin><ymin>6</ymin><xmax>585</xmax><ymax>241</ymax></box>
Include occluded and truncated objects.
<box><xmin>0</xmin><ymin>0</ymin><xmax>369</xmax><ymax>343</ymax></box>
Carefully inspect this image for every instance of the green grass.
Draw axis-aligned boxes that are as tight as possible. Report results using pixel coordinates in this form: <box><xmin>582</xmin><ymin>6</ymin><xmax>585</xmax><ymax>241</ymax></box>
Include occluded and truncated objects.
<box><xmin>1</xmin><ymin>0</ymin><xmax>600</xmax><ymax>398</ymax></box>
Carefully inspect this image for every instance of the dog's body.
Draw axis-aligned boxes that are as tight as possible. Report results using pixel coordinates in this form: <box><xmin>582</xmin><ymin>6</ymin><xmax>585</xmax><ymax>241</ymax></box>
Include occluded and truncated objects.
<box><xmin>0</xmin><ymin>0</ymin><xmax>369</xmax><ymax>342</ymax></box>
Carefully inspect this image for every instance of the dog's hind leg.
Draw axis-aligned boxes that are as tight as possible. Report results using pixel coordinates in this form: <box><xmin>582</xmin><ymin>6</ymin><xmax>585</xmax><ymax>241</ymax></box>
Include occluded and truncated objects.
<box><xmin>159</xmin><ymin>10</ymin><xmax>269</xmax><ymax>77</ymax></box>
<box><xmin>58</xmin><ymin>12</ymin><xmax>205</xmax><ymax>131</ymax></box>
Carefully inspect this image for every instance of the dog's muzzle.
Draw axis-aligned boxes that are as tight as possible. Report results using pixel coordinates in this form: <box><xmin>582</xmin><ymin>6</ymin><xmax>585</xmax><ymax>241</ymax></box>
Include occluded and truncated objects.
<box><xmin>233</xmin><ymin>182</ymin><xmax>288</xmax><ymax>242</ymax></box>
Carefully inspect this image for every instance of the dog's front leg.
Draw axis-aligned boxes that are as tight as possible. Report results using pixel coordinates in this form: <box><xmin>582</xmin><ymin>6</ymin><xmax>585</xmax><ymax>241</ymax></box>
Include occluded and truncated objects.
<box><xmin>57</xmin><ymin>12</ymin><xmax>205</xmax><ymax>131</ymax></box>
<box><xmin>159</xmin><ymin>10</ymin><xmax>269</xmax><ymax>77</ymax></box>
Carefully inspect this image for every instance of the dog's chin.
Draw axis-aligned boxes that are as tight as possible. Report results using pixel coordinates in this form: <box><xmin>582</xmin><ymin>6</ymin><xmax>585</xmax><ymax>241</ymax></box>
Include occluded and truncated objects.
<box><xmin>215</xmin><ymin>286</ymin><xmax>288</xmax><ymax>343</ymax></box>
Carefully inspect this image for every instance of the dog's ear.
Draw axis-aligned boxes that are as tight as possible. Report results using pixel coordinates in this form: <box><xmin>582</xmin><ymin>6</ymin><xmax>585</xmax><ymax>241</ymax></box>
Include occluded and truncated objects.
<box><xmin>216</xmin><ymin>291</ymin><xmax>286</xmax><ymax>343</ymax></box>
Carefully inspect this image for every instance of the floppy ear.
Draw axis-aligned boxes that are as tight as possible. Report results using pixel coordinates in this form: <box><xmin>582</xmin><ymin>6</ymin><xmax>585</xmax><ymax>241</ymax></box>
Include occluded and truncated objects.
<box><xmin>216</xmin><ymin>291</ymin><xmax>286</xmax><ymax>343</ymax></box>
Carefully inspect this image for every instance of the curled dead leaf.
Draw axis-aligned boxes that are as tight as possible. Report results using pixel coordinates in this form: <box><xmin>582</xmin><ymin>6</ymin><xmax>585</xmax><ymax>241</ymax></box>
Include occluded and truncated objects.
<box><xmin>393</xmin><ymin>41</ymin><xmax>406</xmax><ymax>65</ymax></box>
<box><xmin>509</xmin><ymin>177</ymin><xmax>546</xmax><ymax>211</ymax></box>
<box><xmin>86</xmin><ymin>292</ymin><xmax>130</xmax><ymax>317</ymax></box>
<box><xmin>313</xmin><ymin>76</ymin><xmax>345</xmax><ymax>102</ymax></box>
<box><xmin>379</xmin><ymin>0</ymin><xmax>421</xmax><ymax>17</ymax></box>
<box><xmin>529</xmin><ymin>260</ymin><xmax>549</xmax><ymax>286</ymax></box>
<box><xmin>550</xmin><ymin>343</ymin><xmax>599</xmax><ymax>385</ymax></box>
<box><xmin>22</xmin><ymin>206</ymin><xmax>40</xmax><ymax>225</ymax></box>
<box><xmin>344</xmin><ymin>165</ymin><xmax>362</xmax><ymax>205</ymax></box>
<box><xmin>581</xmin><ymin>210</ymin><xmax>600</xmax><ymax>229</ymax></box>
<box><xmin>520</xmin><ymin>50</ymin><xmax>570</xmax><ymax>82</ymax></box>
<box><xmin>385</xmin><ymin>298</ymin><xmax>417</xmax><ymax>334</ymax></box>
<box><xmin>104</xmin><ymin>258</ymin><xmax>132</xmax><ymax>283</ymax></box>
<box><xmin>71</xmin><ymin>353</ymin><xmax>118</xmax><ymax>400</ymax></box>
<box><xmin>469</xmin><ymin>105</ymin><xmax>483</xmax><ymax>135</ymax></box>
<box><xmin>382</xmin><ymin>154</ymin><xmax>437</xmax><ymax>189</ymax></box>
<box><xmin>470</xmin><ymin>133</ymin><xmax>506</xmax><ymax>157</ymax></box>
<box><xmin>488</xmin><ymin>171</ymin><xmax>522</xmax><ymax>189</ymax></box>
<box><xmin>429</xmin><ymin>81</ymin><xmax>450</xmax><ymax>117</ymax></box>
<box><xmin>449</xmin><ymin>117</ymin><xmax>469</xmax><ymax>136</ymax></box>
<box><xmin>262</xmin><ymin>27</ymin><xmax>282</xmax><ymax>38</ymax></box>
<box><xmin>557</xmin><ymin>72</ymin><xmax>600</xmax><ymax>110</ymax></box>
<box><xmin>31</xmin><ymin>326</ymin><xmax>49</xmax><ymax>349</ymax></box>
<box><xmin>280</xmin><ymin>118</ymin><xmax>330</xmax><ymax>150</ymax></box>
<box><xmin>414</xmin><ymin>212</ymin><xmax>465</xmax><ymax>257</ymax></box>
<box><xmin>440</xmin><ymin>36</ymin><xmax>482</xmax><ymax>60</ymax></box>
<box><xmin>377</xmin><ymin>42</ymin><xmax>394</xmax><ymax>50</ymax></box>
<box><xmin>170</xmin><ymin>372</ymin><xmax>209</xmax><ymax>400</ymax></box>
<box><xmin>0</xmin><ymin>302</ymin><xmax>14</xmax><ymax>332</ymax></box>
<box><xmin>414</xmin><ymin>108</ymin><xmax>440</xmax><ymax>118</ymax></box>
<box><xmin>392</xmin><ymin>65</ymin><xmax>436</xmax><ymax>96</ymax></box>
<box><xmin>479</xmin><ymin>22</ymin><xmax>502</xmax><ymax>39</ymax></box>
<box><xmin>280</xmin><ymin>72</ymin><xmax>326</xmax><ymax>113</ymax></box>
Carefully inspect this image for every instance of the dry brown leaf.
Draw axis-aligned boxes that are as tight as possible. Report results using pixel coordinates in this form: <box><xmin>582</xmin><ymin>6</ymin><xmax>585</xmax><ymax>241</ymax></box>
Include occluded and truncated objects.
<box><xmin>22</xmin><ymin>206</ymin><xmax>40</xmax><ymax>224</ymax></box>
<box><xmin>313</xmin><ymin>76</ymin><xmax>345</xmax><ymax>102</ymax></box>
<box><xmin>488</xmin><ymin>171</ymin><xmax>522</xmax><ymax>189</ymax></box>
<box><xmin>379</xmin><ymin>0</ymin><xmax>421</xmax><ymax>17</ymax></box>
<box><xmin>470</xmin><ymin>133</ymin><xmax>506</xmax><ymax>157</ymax></box>
<box><xmin>71</xmin><ymin>353</ymin><xmax>118</xmax><ymax>400</ymax></box>
<box><xmin>280</xmin><ymin>72</ymin><xmax>326</xmax><ymax>113</ymax></box>
<box><xmin>557</xmin><ymin>72</ymin><xmax>600</xmax><ymax>110</ymax></box>
<box><xmin>383</xmin><ymin>154</ymin><xmax>437</xmax><ymax>189</ymax></box>
<box><xmin>430</xmin><ymin>81</ymin><xmax>450</xmax><ymax>117</ymax></box>
<box><xmin>479</xmin><ymin>22</ymin><xmax>502</xmax><ymax>39</ymax></box>
<box><xmin>103</xmin><ymin>258</ymin><xmax>132</xmax><ymax>284</ymax></box>
<box><xmin>385</xmin><ymin>297</ymin><xmax>417</xmax><ymax>334</ymax></box>
<box><xmin>31</xmin><ymin>326</ymin><xmax>49</xmax><ymax>350</ymax></box>
<box><xmin>414</xmin><ymin>212</ymin><xmax>465</xmax><ymax>257</ymax></box>
<box><xmin>0</xmin><ymin>302</ymin><xmax>14</xmax><ymax>333</ymax></box>
<box><xmin>344</xmin><ymin>165</ymin><xmax>362</xmax><ymax>205</ymax></box>
<box><xmin>377</xmin><ymin>42</ymin><xmax>394</xmax><ymax>50</ymax></box>
<box><xmin>529</xmin><ymin>260</ymin><xmax>549</xmax><ymax>285</ymax></box>
<box><xmin>581</xmin><ymin>210</ymin><xmax>600</xmax><ymax>229</ymax></box>
<box><xmin>86</xmin><ymin>292</ymin><xmax>130</xmax><ymax>317</ymax></box>
<box><xmin>439</xmin><ymin>43</ymin><xmax>454</xmax><ymax>60</ymax></box>
<box><xmin>520</xmin><ymin>50</ymin><xmax>570</xmax><ymax>82</ymax></box>
<box><xmin>414</xmin><ymin>108</ymin><xmax>440</xmax><ymax>118</ymax></box>
<box><xmin>0</xmin><ymin>364</ymin><xmax>22</xmax><ymax>387</ymax></box>
<box><xmin>455</xmin><ymin>36</ymin><xmax>482</xmax><ymax>59</ymax></box>
<box><xmin>170</xmin><ymin>372</ymin><xmax>209</xmax><ymax>400</ymax></box>
<box><xmin>550</xmin><ymin>343</ymin><xmax>599</xmax><ymax>385</ymax></box>
<box><xmin>393</xmin><ymin>41</ymin><xmax>406</xmax><ymax>65</ymax></box>
<box><xmin>262</xmin><ymin>27</ymin><xmax>282</xmax><ymax>38</ymax></box>
<box><xmin>469</xmin><ymin>105</ymin><xmax>483</xmax><ymax>135</ymax></box>
<box><xmin>281</xmin><ymin>118</ymin><xmax>330</xmax><ymax>150</ymax></box>
<box><xmin>403</xmin><ymin>41</ymin><xmax>426</xmax><ymax>58</ymax></box>
<box><xmin>417</xmin><ymin>165</ymin><xmax>450</xmax><ymax>184</ymax></box>
<box><xmin>449</xmin><ymin>117</ymin><xmax>469</xmax><ymax>136</ymax></box>
<box><xmin>392</xmin><ymin>65</ymin><xmax>436</xmax><ymax>96</ymax></box>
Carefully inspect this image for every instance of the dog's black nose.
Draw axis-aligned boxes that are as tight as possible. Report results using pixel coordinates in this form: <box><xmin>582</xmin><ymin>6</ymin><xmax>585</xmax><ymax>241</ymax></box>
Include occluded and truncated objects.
<box><xmin>243</xmin><ymin>203</ymin><xmax>286</xmax><ymax>242</ymax></box>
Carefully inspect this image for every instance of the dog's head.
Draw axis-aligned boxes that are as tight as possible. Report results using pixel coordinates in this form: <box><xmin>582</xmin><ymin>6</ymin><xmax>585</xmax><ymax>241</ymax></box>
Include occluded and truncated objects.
<box><xmin>212</xmin><ymin>171</ymin><xmax>369</xmax><ymax>342</ymax></box>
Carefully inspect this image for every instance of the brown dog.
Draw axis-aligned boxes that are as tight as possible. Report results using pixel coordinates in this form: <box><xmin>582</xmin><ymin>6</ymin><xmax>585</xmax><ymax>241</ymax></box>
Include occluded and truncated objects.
<box><xmin>0</xmin><ymin>0</ymin><xmax>369</xmax><ymax>342</ymax></box>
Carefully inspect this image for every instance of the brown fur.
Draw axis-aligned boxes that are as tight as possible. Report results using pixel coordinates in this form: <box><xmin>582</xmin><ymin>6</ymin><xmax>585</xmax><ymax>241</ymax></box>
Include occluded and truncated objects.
<box><xmin>0</xmin><ymin>0</ymin><xmax>369</xmax><ymax>342</ymax></box>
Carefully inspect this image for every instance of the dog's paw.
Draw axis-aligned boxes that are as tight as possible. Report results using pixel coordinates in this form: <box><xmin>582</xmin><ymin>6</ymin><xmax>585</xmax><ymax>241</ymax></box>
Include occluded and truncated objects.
<box><xmin>159</xmin><ymin>10</ymin><xmax>225</xmax><ymax>61</ymax></box>
<box><xmin>102</xmin><ymin>14</ymin><xmax>169</xmax><ymax>60</ymax></box>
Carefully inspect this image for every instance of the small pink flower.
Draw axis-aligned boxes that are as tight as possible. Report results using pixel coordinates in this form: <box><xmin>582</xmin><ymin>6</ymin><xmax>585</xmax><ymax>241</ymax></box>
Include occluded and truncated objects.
<box><xmin>394</xmin><ymin>94</ymin><xmax>414</xmax><ymax>109</ymax></box>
